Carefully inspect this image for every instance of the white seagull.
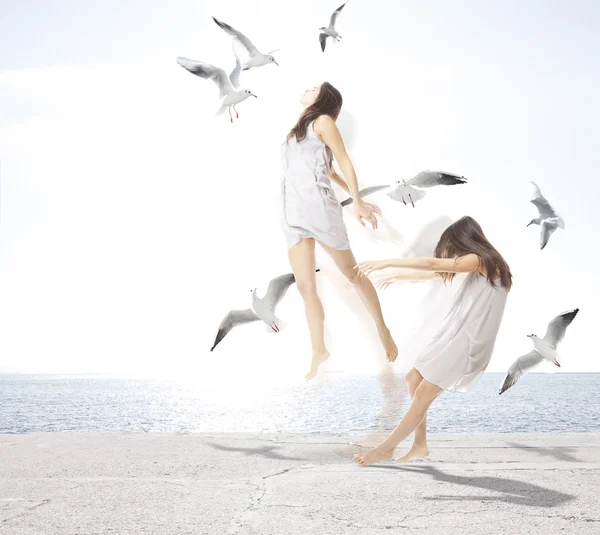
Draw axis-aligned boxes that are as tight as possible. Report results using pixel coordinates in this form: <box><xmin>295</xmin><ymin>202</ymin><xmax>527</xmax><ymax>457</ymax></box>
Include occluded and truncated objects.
<box><xmin>212</xmin><ymin>16</ymin><xmax>279</xmax><ymax>70</ymax></box>
<box><xmin>210</xmin><ymin>270</ymin><xmax>320</xmax><ymax>351</ymax></box>
<box><xmin>499</xmin><ymin>308</ymin><xmax>579</xmax><ymax>395</ymax></box>
<box><xmin>527</xmin><ymin>181</ymin><xmax>565</xmax><ymax>250</ymax></box>
<box><xmin>341</xmin><ymin>170</ymin><xmax>467</xmax><ymax>207</ymax></box>
<box><xmin>176</xmin><ymin>55</ymin><xmax>256</xmax><ymax>122</ymax></box>
<box><xmin>319</xmin><ymin>1</ymin><xmax>350</xmax><ymax>52</ymax></box>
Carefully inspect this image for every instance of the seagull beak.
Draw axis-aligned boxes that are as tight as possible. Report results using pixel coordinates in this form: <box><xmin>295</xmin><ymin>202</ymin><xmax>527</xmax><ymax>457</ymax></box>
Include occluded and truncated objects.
<box><xmin>274</xmin><ymin>61</ymin><xmax>279</xmax><ymax>67</ymax></box>
<box><xmin>251</xmin><ymin>93</ymin><xmax>258</xmax><ymax>98</ymax></box>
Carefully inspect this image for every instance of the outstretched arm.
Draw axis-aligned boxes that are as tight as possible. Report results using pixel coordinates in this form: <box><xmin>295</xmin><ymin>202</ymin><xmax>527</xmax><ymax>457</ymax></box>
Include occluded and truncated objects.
<box><xmin>375</xmin><ymin>270</ymin><xmax>440</xmax><ymax>290</ymax></box>
<box><xmin>356</xmin><ymin>254</ymin><xmax>480</xmax><ymax>278</ymax></box>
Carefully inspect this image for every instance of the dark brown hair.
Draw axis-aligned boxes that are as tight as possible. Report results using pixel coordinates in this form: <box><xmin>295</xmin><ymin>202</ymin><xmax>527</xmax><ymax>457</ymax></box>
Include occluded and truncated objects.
<box><xmin>286</xmin><ymin>82</ymin><xmax>343</xmax><ymax>147</ymax></box>
<box><xmin>434</xmin><ymin>216</ymin><xmax>512</xmax><ymax>290</ymax></box>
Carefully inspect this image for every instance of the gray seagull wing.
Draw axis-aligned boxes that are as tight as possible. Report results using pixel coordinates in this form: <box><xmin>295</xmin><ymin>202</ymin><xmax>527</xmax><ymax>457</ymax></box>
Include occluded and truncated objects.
<box><xmin>229</xmin><ymin>51</ymin><xmax>241</xmax><ymax>88</ymax></box>
<box><xmin>329</xmin><ymin>2</ymin><xmax>348</xmax><ymax>29</ymax></box>
<box><xmin>319</xmin><ymin>33</ymin><xmax>328</xmax><ymax>52</ymax></box>
<box><xmin>263</xmin><ymin>269</ymin><xmax>321</xmax><ymax>311</ymax></box>
<box><xmin>530</xmin><ymin>181</ymin><xmax>558</xmax><ymax>219</ymax></box>
<box><xmin>212</xmin><ymin>17</ymin><xmax>259</xmax><ymax>57</ymax></box>
<box><xmin>543</xmin><ymin>308</ymin><xmax>579</xmax><ymax>349</ymax></box>
<box><xmin>263</xmin><ymin>273</ymin><xmax>296</xmax><ymax>311</ymax></box>
<box><xmin>407</xmin><ymin>170</ymin><xmax>468</xmax><ymax>188</ymax></box>
<box><xmin>340</xmin><ymin>185</ymin><xmax>390</xmax><ymax>206</ymax></box>
<box><xmin>210</xmin><ymin>309</ymin><xmax>259</xmax><ymax>351</ymax></box>
<box><xmin>499</xmin><ymin>350</ymin><xmax>544</xmax><ymax>394</ymax></box>
<box><xmin>176</xmin><ymin>57</ymin><xmax>233</xmax><ymax>98</ymax></box>
<box><xmin>539</xmin><ymin>220</ymin><xmax>557</xmax><ymax>250</ymax></box>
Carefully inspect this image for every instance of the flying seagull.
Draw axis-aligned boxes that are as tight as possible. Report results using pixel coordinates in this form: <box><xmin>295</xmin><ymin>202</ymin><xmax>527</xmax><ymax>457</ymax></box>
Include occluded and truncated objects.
<box><xmin>499</xmin><ymin>308</ymin><xmax>579</xmax><ymax>395</ymax></box>
<box><xmin>210</xmin><ymin>270</ymin><xmax>320</xmax><ymax>351</ymax></box>
<box><xmin>319</xmin><ymin>1</ymin><xmax>350</xmax><ymax>52</ymax></box>
<box><xmin>527</xmin><ymin>181</ymin><xmax>565</xmax><ymax>250</ymax></box>
<box><xmin>212</xmin><ymin>16</ymin><xmax>279</xmax><ymax>70</ymax></box>
<box><xmin>176</xmin><ymin>55</ymin><xmax>256</xmax><ymax>122</ymax></box>
<box><xmin>341</xmin><ymin>170</ymin><xmax>467</xmax><ymax>207</ymax></box>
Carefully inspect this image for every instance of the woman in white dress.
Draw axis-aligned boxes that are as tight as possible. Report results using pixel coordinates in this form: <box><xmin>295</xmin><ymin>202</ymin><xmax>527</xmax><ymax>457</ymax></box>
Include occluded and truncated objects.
<box><xmin>353</xmin><ymin>216</ymin><xmax>512</xmax><ymax>465</ymax></box>
<box><xmin>281</xmin><ymin>82</ymin><xmax>398</xmax><ymax>380</ymax></box>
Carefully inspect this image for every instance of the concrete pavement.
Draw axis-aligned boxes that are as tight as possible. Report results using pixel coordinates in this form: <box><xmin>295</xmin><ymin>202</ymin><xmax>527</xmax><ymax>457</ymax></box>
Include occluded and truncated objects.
<box><xmin>1</xmin><ymin>432</ymin><xmax>599</xmax><ymax>534</ymax></box>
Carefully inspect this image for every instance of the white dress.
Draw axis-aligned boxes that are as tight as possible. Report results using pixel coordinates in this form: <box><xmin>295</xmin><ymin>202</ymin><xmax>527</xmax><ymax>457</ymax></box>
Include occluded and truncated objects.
<box><xmin>413</xmin><ymin>272</ymin><xmax>509</xmax><ymax>393</ymax></box>
<box><xmin>280</xmin><ymin>120</ymin><xmax>350</xmax><ymax>250</ymax></box>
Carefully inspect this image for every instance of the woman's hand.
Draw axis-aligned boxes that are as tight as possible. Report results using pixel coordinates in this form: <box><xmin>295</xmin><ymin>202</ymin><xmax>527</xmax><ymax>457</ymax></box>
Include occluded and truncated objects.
<box><xmin>364</xmin><ymin>201</ymin><xmax>381</xmax><ymax>217</ymax></box>
<box><xmin>354</xmin><ymin>201</ymin><xmax>381</xmax><ymax>229</ymax></box>
<box><xmin>374</xmin><ymin>276</ymin><xmax>399</xmax><ymax>291</ymax></box>
<box><xmin>355</xmin><ymin>259</ymin><xmax>389</xmax><ymax>277</ymax></box>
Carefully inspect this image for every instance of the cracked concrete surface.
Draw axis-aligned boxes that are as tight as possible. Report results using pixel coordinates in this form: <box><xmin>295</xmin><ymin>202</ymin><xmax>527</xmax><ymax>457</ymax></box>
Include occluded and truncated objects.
<box><xmin>0</xmin><ymin>433</ymin><xmax>598</xmax><ymax>534</ymax></box>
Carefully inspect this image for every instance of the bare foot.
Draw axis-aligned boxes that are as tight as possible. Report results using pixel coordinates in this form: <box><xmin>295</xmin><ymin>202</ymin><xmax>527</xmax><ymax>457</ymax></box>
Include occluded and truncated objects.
<box><xmin>353</xmin><ymin>446</ymin><xmax>394</xmax><ymax>466</ymax></box>
<box><xmin>305</xmin><ymin>350</ymin><xmax>330</xmax><ymax>381</ymax></box>
<box><xmin>378</xmin><ymin>327</ymin><xmax>398</xmax><ymax>363</ymax></box>
<box><xmin>395</xmin><ymin>444</ymin><xmax>430</xmax><ymax>463</ymax></box>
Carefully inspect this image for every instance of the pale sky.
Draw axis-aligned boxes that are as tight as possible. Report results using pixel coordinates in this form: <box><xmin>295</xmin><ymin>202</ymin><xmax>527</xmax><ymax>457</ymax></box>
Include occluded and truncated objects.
<box><xmin>0</xmin><ymin>0</ymin><xmax>599</xmax><ymax>377</ymax></box>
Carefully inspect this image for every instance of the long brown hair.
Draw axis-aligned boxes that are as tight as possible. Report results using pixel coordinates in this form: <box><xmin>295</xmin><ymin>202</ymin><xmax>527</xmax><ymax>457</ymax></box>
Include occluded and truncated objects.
<box><xmin>434</xmin><ymin>216</ymin><xmax>512</xmax><ymax>290</ymax></box>
<box><xmin>286</xmin><ymin>82</ymin><xmax>343</xmax><ymax>146</ymax></box>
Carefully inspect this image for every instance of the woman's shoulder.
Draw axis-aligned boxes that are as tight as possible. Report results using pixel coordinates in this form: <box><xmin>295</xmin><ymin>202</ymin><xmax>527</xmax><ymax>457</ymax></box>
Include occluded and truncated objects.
<box><xmin>312</xmin><ymin>115</ymin><xmax>337</xmax><ymax>143</ymax></box>
<box><xmin>314</xmin><ymin>114</ymin><xmax>335</xmax><ymax>125</ymax></box>
<box><xmin>313</xmin><ymin>114</ymin><xmax>336</xmax><ymax>131</ymax></box>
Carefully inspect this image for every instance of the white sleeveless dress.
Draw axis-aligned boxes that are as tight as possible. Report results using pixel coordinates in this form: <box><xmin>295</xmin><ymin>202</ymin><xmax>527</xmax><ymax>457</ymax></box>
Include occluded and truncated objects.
<box><xmin>280</xmin><ymin>120</ymin><xmax>350</xmax><ymax>250</ymax></box>
<box><xmin>413</xmin><ymin>272</ymin><xmax>509</xmax><ymax>393</ymax></box>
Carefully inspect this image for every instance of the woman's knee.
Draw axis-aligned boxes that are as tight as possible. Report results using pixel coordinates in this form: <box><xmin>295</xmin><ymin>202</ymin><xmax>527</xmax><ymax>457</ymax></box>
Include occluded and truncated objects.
<box><xmin>296</xmin><ymin>279</ymin><xmax>318</xmax><ymax>300</ymax></box>
<box><xmin>406</xmin><ymin>368</ymin><xmax>423</xmax><ymax>388</ymax></box>
<box><xmin>414</xmin><ymin>380</ymin><xmax>443</xmax><ymax>404</ymax></box>
<box><xmin>341</xmin><ymin>267</ymin><xmax>361</xmax><ymax>285</ymax></box>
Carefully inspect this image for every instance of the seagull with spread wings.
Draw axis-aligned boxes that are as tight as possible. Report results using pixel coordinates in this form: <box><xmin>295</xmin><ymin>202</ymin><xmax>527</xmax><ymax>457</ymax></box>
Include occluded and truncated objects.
<box><xmin>499</xmin><ymin>308</ymin><xmax>579</xmax><ymax>395</ymax></box>
<box><xmin>212</xmin><ymin>16</ymin><xmax>279</xmax><ymax>70</ymax></box>
<box><xmin>176</xmin><ymin>54</ymin><xmax>256</xmax><ymax>122</ymax></box>
<box><xmin>340</xmin><ymin>170</ymin><xmax>467</xmax><ymax>208</ymax></box>
<box><xmin>319</xmin><ymin>1</ymin><xmax>350</xmax><ymax>52</ymax></box>
<box><xmin>210</xmin><ymin>270</ymin><xmax>320</xmax><ymax>351</ymax></box>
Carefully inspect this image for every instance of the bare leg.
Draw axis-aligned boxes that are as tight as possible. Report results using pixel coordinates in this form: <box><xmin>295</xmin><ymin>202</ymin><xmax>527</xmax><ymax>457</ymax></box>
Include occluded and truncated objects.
<box><xmin>396</xmin><ymin>368</ymin><xmax>430</xmax><ymax>462</ymax></box>
<box><xmin>288</xmin><ymin>239</ymin><xmax>330</xmax><ymax>380</ymax></box>
<box><xmin>319</xmin><ymin>243</ymin><xmax>398</xmax><ymax>362</ymax></box>
<box><xmin>228</xmin><ymin>107</ymin><xmax>233</xmax><ymax>123</ymax></box>
<box><xmin>233</xmin><ymin>105</ymin><xmax>239</xmax><ymax>118</ymax></box>
<box><xmin>353</xmin><ymin>379</ymin><xmax>443</xmax><ymax>466</ymax></box>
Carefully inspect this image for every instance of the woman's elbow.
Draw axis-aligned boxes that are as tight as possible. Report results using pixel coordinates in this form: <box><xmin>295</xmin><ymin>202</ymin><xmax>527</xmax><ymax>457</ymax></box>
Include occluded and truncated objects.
<box><xmin>428</xmin><ymin>258</ymin><xmax>442</xmax><ymax>271</ymax></box>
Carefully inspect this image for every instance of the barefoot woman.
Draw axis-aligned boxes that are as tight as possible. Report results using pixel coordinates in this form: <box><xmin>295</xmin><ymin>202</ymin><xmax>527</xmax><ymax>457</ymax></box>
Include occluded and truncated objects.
<box><xmin>353</xmin><ymin>216</ymin><xmax>512</xmax><ymax>465</ymax></box>
<box><xmin>281</xmin><ymin>82</ymin><xmax>398</xmax><ymax>380</ymax></box>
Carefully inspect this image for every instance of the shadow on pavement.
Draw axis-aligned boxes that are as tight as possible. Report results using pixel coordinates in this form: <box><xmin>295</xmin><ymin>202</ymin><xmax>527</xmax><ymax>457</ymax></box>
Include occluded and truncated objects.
<box><xmin>205</xmin><ymin>441</ymin><xmax>306</xmax><ymax>462</ymax></box>
<box><xmin>505</xmin><ymin>442</ymin><xmax>581</xmax><ymax>463</ymax></box>
<box><xmin>372</xmin><ymin>464</ymin><xmax>576</xmax><ymax>507</ymax></box>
